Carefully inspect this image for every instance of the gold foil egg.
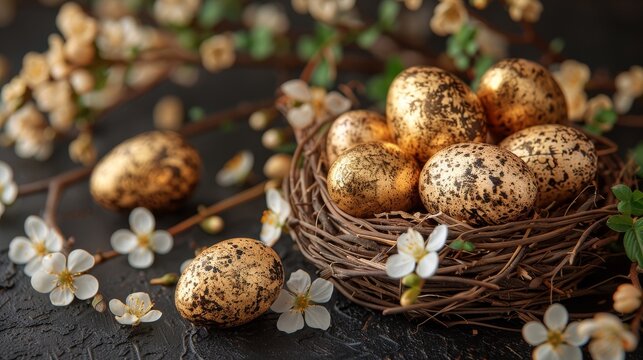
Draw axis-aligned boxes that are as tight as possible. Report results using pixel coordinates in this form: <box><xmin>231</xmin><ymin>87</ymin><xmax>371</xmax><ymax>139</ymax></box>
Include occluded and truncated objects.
<box><xmin>419</xmin><ymin>143</ymin><xmax>538</xmax><ymax>225</ymax></box>
<box><xmin>175</xmin><ymin>238</ymin><xmax>284</xmax><ymax>327</ymax></box>
<box><xmin>90</xmin><ymin>131</ymin><xmax>201</xmax><ymax>211</ymax></box>
<box><xmin>477</xmin><ymin>58</ymin><xmax>567</xmax><ymax>137</ymax></box>
<box><xmin>386</xmin><ymin>66</ymin><xmax>487</xmax><ymax>162</ymax></box>
<box><xmin>499</xmin><ymin>124</ymin><xmax>597</xmax><ymax>208</ymax></box>
<box><xmin>327</xmin><ymin>142</ymin><xmax>420</xmax><ymax>218</ymax></box>
<box><xmin>325</xmin><ymin>110</ymin><xmax>392</xmax><ymax>165</ymax></box>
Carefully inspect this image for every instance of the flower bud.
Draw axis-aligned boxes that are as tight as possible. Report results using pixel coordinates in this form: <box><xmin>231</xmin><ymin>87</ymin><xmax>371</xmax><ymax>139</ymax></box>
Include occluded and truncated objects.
<box><xmin>70</xmin><ymin>69</ymin><xmax>95</xmax><ymax>95</ymax></box>
<box><xmin>150</xmin><ymin>273</ymin><xmax>180</xmax><ymax>286</ymax></box>
<box><xmin>64</xmin><ymin>38</ymin><xmax>95</xmax><ymax>66</ymax></box>
<box><xmin>613</xmin><ymin>283</ymin><xmax>642</xmax><ymax>313</ymax></box>
<box><xmin>400</xmin><ymin>287</ymin><xmax>421</xmax><ymax>307</ymax></box>
<box><xmin>249</xmin><ymin>109</ymin><xmax>276</xmax><ymax>131</ymax></box>
<box><xmin>263</xmin><ymin>153</ymin><xmax>292</xmax><ymax>180</ymax></box>
<box><xmin>154</xmin><ymin>95</ymin><xmax>184</xmax><ymax>131</ymax></box>
<box><xmin>402</xmin><ymin>273</ymin><xmax>422</xmax><ymax>288</ymax></box>
<box><xmin>200</xmin><ymin>215</ymin><xmax>224</xmax><ymax>235</ymax></box>
<box><xmin>91</xmin><ymin>293</ymin><xmax>107</xmax><ymax>312</ymax></box>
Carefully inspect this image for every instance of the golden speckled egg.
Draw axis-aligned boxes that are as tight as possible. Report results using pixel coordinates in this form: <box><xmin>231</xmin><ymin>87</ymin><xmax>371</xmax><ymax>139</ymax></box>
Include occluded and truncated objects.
<box><xmin>327</xmin><ymin>142</ymin><xmax>420</xmax><ymax>218</ymax></box>
<box><xmin>175</xmin><ymin>238</ymin><xmax>284</xmax><ymax>327</ymax></box>
<box><xmin>419</xmin><ymin>143</ymin><xmax>538</xmax><ymax>225</ymax></box>
<box><xmin>325</xmin><ymin>110</ymin><xmax>392</xmax><ymax>165</ymax></box>
<box><xmin>90</xmin><ymin>131</ymin><xmax>201</xmax><ymax>211</ymax></box>
<box><xmin>499</xmin><ymin>124</ymin><xmax>597</xmax><ymax>208</ymax></box>
<box><xmin>386</xmin><ymin>66</ymin><xmax>487</xmax><ymax>162</ymax></box>
<box><xmin>477</xmin><ymin>58</ymin><xmax>567</xmax><ymax>137</ymax></box>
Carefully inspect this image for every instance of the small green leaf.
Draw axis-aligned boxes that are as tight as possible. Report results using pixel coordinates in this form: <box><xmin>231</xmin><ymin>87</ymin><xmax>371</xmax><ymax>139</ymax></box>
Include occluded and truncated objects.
<box><xmin>632</xmin><ymin>142</ymin><xmax>643</xmax><ymax>178</ymax></box>
<box><xmin>549</xmin><ymin>38</ymin><xmax>565</xmax><ymax>54</ymax></box>
<box><xmin>176</xmin><ymin>28</ymin><xmax>199</xmax><ymax>50</ymax></box>
<box><xmin>471</xmin><ymin>55</ymin><xmax>494</xmax><ymax>90</ymax></box>
<box><xmin>311</xmin><ymin>59</ymin><xmax>332</xmax><ymax>88</ymax></box>
<box><xmin>462</xmin><ymin>241</ymin><xmax>476</xmax><ymax>252</ymax></box>
<box><xmin>618</xmin><ymin>200</ymin><xmax>633</xmax><ymax>216</ymax></box>
<box><xmin>189</xmin><ymin>106</ymin><xmax>205</xmax><ymax>122</ymax></box>
<box><xmin>233</xmin><ymin>31</ymin><xmax>250</xmax><ymax>50</ymax></box>
<box><xmin>378</xmin><ymin>0</ymin><xmax>400</xmax><ymax>30</ymax></box>
<box><xmin>607</xmin><ymin>214</ymin><xmax>633</xmax><ymax>232</ymax></box>
<box><xmin>612</xmin><ymin>184</ymin><xmax>633</xmax><ymax>202</ymax></box>
<box><xmin>450</xmin><ymin>239</ymin><xmax>465</xmax><ymax>251</ymax></box>
<box><xmin>446</xmin><ymin>36</ymin><xmax>462</xmax><ymax>58</ymax></box>
<box><xmin>464</xmin><ymin>40</ymin><xmax>479</xmax><ymax>56</ymax></box>
<box><xmin>623</xmin><ymin>229</ymin><xmax>643</xmax><ymax>267</ymax></box>
<box><xmin>593</xmin><ymin>108</ymin><xmax>617</xmax><ymax>127</ymax></box>
<box><xmin>198</xmin><ymin>0</ymin><xmax>226</xmax><ymax>28</ymax></box>
<box><xmin>249</xmin><ymin>27</ymin><xmax>275</xmax><ymax>60</ymax></box>
<box><xmin>357</xmin><ymin>26</ymin><xmax>381</xmax><ymax>49</ymax></box>
<box><xmin>297</xmin><ymin>35</ymin><xmax>318</xmax><ymax>59</ymax></box>
<box><xmin>454</xmin><ymin>55</ymin><xmax>470</xmax><ymax>70</ymax></box>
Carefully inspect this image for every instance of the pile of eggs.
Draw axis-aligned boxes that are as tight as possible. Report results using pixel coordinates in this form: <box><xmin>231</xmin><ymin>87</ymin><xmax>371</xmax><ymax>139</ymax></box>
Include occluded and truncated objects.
<box><xmin>326</xmin><ymin>58</ymin><xmax>598</xmax><ymax>225</ymax></box>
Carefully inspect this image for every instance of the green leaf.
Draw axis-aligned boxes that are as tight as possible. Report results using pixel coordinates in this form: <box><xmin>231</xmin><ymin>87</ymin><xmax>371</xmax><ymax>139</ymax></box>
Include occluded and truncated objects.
<box><xmin>311</xmin><ymin>59</ymin><xmax>331</xmax><ymax>88</ymax></box>
<box><xmin>471</xmin><ymin>55</ymin><xmax>494</xmax><ymax>90</ymax></box>
<box><xmin>464</xmin><ymin>40</ymin><xmax>479</xmax><ymax>57</ymax></box>
<box><xmin>593</xmin><ymin>108</ymin><xmax>617</xmax><ymax>128</ymax></box>
<box><xmin>297</xmin><ymin>35</ymin><xmax>318</xmax><ymax>59</ymax></box>
<box><xmin>189</xmin><ymin>106</ymin><xmax>205</xmax><ymax>122</ymax></box>
<box><xmin>618</xmin><ymin>200</ymin><xmax>633</xmax><ymax>216</ymax></box>
<box><xmin>633</xmin><ymin>142</ymin><xmax>643</xmax><ymax>178</ymax></box>
<box><xmin>454</xmin><ymin>55</ymin><xmax>470</xmax><ymax>71</ymax></box>
<box><xmin>623</xmin><ymin>228</ymin><xmax>643</xmax><ymax>267</ymax></box>
<box><xmin>607</xmin><ymin>214</ymin><xmax>634</xmax><ymax>232</ymax></box>
<box><xmin>378</xmin><ymin>0</ymin><xmax>400</xmax><ymax>30</ymax></box>
<box><xmin>549</xmin><ymin>38</ymin><xmax>565</xmax><ymax>54</ymax></box>
<box><xmin>446</xmin><ymin>36</ymin><xmax>462</xmax><ymax>58</ymax></box>
<box><xmin>233</xmin><ymin>31</ymin><xmax>250</xmax><ymax>50</ymax></box>
<box><xmin>357</xmin><ymin>26</ymin><xmax>381</xmax><ymax>49</ymax></box>
<box><xmin>176</xmin><ymin>28</ymin><xmax>199</xmax><ymax>50</ymax></box>
<box><xmin>612</xmin><ymin>184</ymin><xmax>633</xmax><ymax>202</ymax></box>
<box><xmin>249</xmin><ymin>27</ymin><xmax>275</xmax><ymax>60</ymax></box>
<box><xmin>198</xmin><ymin>0</ymin><xmax>226</xmax><ymax>28</ymax></box>
<box><xmin>315</xmin><ymin>23</ymin><xmax>336</xmax><ymax>43</ymax></box>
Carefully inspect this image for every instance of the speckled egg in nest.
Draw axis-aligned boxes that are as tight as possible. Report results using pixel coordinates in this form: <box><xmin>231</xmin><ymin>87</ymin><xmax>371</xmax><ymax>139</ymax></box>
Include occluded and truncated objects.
<box><xmin>325</xmin><ymin>110</ymin><xmax>392</xmax><ymax>165</ymax></box>
<box><xmin>90</xmin><ymin>131</ymin><xmax>201</xmax><ymax>211</ymax></box>
<box><xmin>175</xmin><ymin>238</ymin><xmax>284</xmax><ymax>327</ymax></box>
<box><xmin>477</xmin><ymin>58</ymin><xmax>567</xmax><ymax>137</ymax></box>
<box><xmin>419</xmin><ymin>143</ymin><xmax>538</xmax><ymax>225</ymax></box>
<box><xmin>500</xmin><ymin>124</ymin><xmax>598</xmax><ymax>208</ymax></box>
<box><xmin>386</xmin><ymin>66</ymin><xmax>488</xmax><ymax>162</ymax></box>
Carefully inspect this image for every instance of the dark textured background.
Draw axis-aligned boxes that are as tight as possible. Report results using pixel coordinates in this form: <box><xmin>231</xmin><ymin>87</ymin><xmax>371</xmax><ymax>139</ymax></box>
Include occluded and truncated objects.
<box><xmin>0</xmin><ymin>1</ymin><xmax>642</xmax><ymax>359</ymax></box>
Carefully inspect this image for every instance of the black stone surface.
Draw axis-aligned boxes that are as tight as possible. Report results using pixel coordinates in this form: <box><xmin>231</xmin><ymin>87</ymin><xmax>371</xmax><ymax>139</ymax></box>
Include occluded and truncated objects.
<box><xmin>0</xmin><ymin>1</ymin><xmax>642</xmax><ymax>359</ymax></box>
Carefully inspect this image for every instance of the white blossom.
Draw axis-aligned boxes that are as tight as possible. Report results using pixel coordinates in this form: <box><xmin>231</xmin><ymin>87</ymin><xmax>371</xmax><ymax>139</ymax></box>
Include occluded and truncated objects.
<box><xmin>109</xmin><ymin>292</ymin><xmax>162</xmax><ymax>326</ymax></box>
<box><xmin>522</xmin><ymin>304</ymin><xmax>588</xmax><ymax>360</ymax></box>
<box><xmin>215</xmin><ymin>150</ymin><xmax>254</xmax><ymax>187</ymax></box>
<box><xmin>260</xmin><ymin>189</ymin><xmax>291</xmax><ymax>247</ymax></box>
<box><xmin>0</xmin><ymin>161</ymin><xmax>18</xmax><ymax>219</ymax></box>
<box><xmin>386</xmin><ymin>226</ymin><xmax>447</xmax><ymax>279</ymax></box>
<box><xmin>280</xmin><ymin>79</ymin><xmax>350</xmax><ymax>129</ymax></box>
<box><xmin>9</xmin><ymin>216</ymin><xmax>63</xmax><ymax>276</ymax></box>
<box><xmin>578</xmin><ymin>313</ymin><xmax>638</xmax><ymax>360</ymax></box>
<box><xmin>270</xmin><ymin>269</ymin><xmax>333</xmax><ymax>333</ymax></box>
<box><xmin>110</xmin><ymin>207</ymin><xmax>173</xmax><ymax>269</ymax></box>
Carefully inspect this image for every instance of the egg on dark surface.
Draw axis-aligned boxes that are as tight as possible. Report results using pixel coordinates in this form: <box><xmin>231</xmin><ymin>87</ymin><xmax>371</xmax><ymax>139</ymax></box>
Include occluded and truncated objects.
<box><xmin>325</xmin><ymin>110</ymin><xmax>392</xmax><ymax>165</ymax></box>
<box><xmin>419</xmin><ymin>143</ymin><xmax>538</xmax><ymax>225</ymax></box>
<box><xmin>90</xmin><ymin>131</ymin><xmax>201</xmax><ymax>211</ymax></box>
<box><xmin>327</xmin><ymin>142</ymin><xmax>420</xmax><ymax>218</ymax></box>
<box><xmin>477</xmin><ymin>58</ymin><xmax>567</xmax><ymax>137</ymax></box>
<box><xmin>499</xmin><ymin>124</ymin><xmax>598</xmax><ymax>208</ymax></box>
<box><xmin>175</xmin><ymin>238</ymin><xmax>284</xmax><ymax>327</ymax></box>
<box><xmin>386</xmin><ymin>66</ymin><xmax>487</xmax><ymax>162</ymax></box>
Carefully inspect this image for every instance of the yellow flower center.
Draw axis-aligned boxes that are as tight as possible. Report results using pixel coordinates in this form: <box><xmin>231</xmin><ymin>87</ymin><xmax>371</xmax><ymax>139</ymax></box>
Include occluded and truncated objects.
<box><xmin>57</xmin><ymin>270</ymin><xmax>75</xmax><ymax>289</ymax></box>
<box><xmin>402</xmin><ymin>241</ymin><xmax>427</xmax><ymax>261</ymax></box>
<box><xmin>547</xmin><ymin>330</ymin><xmax>564</xmax><ymax>348</ymax></box>
<box><xmin>33</xmin><ymin>241</ymin><xmax>48</xmax><ymax>256</ymax></box>
<box><xmin>225</xmin><ymin>152</ymin><xmax>244</xmax><ymax>170</ymax></box>
<box><xmin>293</xmin><ymin>294</ymin><xmax>310</xmax><ymax>313</ymax></box>
<box><xmin>261</xmin><ymin>210</ymin><xmax>279</xmax><ymax>226</ymax></box>
<box><xmin>138</xmin><ymin>234</ymin><xmax>150</xmax><ymax>248</ymax></box>
<box><xmin>128</xmin><ymin>297</ymin><xmax>154</xmax><ymax>318</ymax></box>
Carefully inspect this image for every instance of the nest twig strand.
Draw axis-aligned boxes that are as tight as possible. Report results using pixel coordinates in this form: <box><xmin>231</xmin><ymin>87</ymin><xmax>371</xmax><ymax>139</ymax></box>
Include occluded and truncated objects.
<box><xmin>285</xmin><ymin>120</ymin><xmax>637</xmax><ymax>328</ymax></box>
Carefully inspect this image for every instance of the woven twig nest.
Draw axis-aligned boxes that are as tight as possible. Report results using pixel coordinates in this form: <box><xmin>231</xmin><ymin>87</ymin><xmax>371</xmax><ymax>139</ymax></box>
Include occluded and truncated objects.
<box><xmin>285</xmin><ymin>120</ymin><xmax>638</xmax><ymax>328</ymax></box>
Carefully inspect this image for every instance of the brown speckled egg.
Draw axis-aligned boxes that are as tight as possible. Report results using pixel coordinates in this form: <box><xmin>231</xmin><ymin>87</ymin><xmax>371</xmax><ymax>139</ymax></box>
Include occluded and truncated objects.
<box><xmin>90</xmin><ymin>131</ymin><xmax>201</xmax><ymax>211</ymax></box>
<box><xmin>419</xmin><ymin>143</ymin><xmax>538</xmax><ymax>225</ymax></box>
<box><xmin>477</xmin><ymin>58</ymin><xmax>567</xmax><ymax>137</ymax></box>
<box><xmin>499</xmin><ymin>124</ymin><xmax>597</xmax><ymax>208</ymax></box>
<box><xmin>325</xmin><ymin>110</ymin><xmax>392</xmax><ymax>165</ymax></box>
<box><xmin>386</xmin><ymin>66</ymin><xmax>487</xmax><ymax>162</ymax></box>
<box><xmin>175</xmin><ymin>238</ymin><xmax>284</xmax><ymax>327</ymax></box>
<box><xmin>327</xmin><ymin>142</ymin><xmax>420</xmax><ymax>218</ymax></box>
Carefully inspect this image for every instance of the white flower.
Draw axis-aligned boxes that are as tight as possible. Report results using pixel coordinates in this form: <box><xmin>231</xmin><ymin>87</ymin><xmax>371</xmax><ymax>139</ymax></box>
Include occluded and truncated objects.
<box><xmin>578</xmin><ymin>313</ymin><xmax>638</xmax><ymax>360</ymax></box>
<box><xmin>0</xmin><ymin>161</ymin><xmax>18</xmax><ymax>219</ymax></box>
<box><xmin>613</xmin><ymin>283</ymin><xmax>642</xmax><ymax>314</ymax></box>
<box><xmin>8</xmin><ymin>216</ymin><xmax>64</xmax><ymax>276</ymax></box>
<box><xmin>31</xmin><ymin>249</ymin><xmax>99</xmax><ymax>306</ymax></box>
<box><xmin>430</xmin><ymin>0</ymin><xmax>469</xmax><ymax>36</ymax></box>
<box><xmin>153</xmin><ymin>0</ymin><xmax>201</xmax><ymax>26</ymax></box>
<box><xmin>242</xmin><ymin>3</ymin><xmax>289</xmax><ymax>34</ymax></box>
<box><xmin>386</xmin><ymin>225</ymin><xmax>447</xmax><ymax>279</ymax></box>
<box><xmin>280</xmin><ymin>80</ymin><xmax>351</xmax><ymax>129</ymax></box>
<box><xmin>260</xmin><ymin>189</ymin><xmax>291</xmax><ymax>247</ymax></box>
<box><xmin>215</xmin><ymin>150</ymin><xmax>254</xmax><ymax>187</ymax></box>
<box><xmin>270</xmin><ymin>269</ymin><xmax>333</xmax><ymax>334</ymax></box>
<box><xmin>522</xmin><ymin>304</ymin><xmax>588</xmax><ymax>360</ymax></box>
<box><xmin>109</xmin><ymin>292</ymin><xmax>162</xmax><ymax>326</ymax></box>
<box><xmin>110</xmin><ymin>207</ymin><xmax>173</xmax><ymax>269</ymax></box>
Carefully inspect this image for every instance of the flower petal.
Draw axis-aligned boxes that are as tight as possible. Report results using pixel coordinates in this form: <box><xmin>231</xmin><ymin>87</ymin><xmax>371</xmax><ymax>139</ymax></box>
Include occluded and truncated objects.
<box><xmin>324</xmin><ymin>91</ymin><xmax>351</xmax><ymax>115</ymax></box>
<box><xmin>30</xmin><ymin>271</ymin><xmax>58</xmax><ymax>293</ymax></box>
<box><xmin>309</xmin><ymin>278</ymin><xmax>334</xmax><ymax>304</ymax></box>
<box><xmin>73</xmin><ymin>274</ymin><xmax>99</xmax><ymax>300</ymax></box>
<box><xmin>128</xmin><ymin>248</ymin><xmax>154</xmax><ymax>269</ymax></box>
<box><xmin>281</xmin><ymin>79</ymin><xmax>311</xmax><ymax>102</ymax></box>
<box><xmin>260</xmin><ymin>223</ymin><xmax>281</xmax><ymax>247</ymax></box>
<box><xmin>534</xmin><ymin>343</ymin><xmax>558</xmax><ymax>360</ymax></box>
<box><xmin>0</xmin><ymin>161</ymin><xmax>13</xmax><ymax>183</ymax></box>
<box><xmin>180</xmin><ymin>258</ymin><xmax>193</xmax><ymax>273</ymax></box>
<box><xmin>425</xmin><ymin>224</ymin><xmax>448</xmax><ymax>252</ymax></box>
<box><xmin>397</xmin><ymin>228</ymin><xmax>425</xmax><ymax>257</ymax></box>
<box><xmin>116</xmin><ymin>313</ymin><xmax>140</xmax><ymax>326</ymax></box>
<box><xmin>150</xmin><ymin>231</ymin><xmax>173</xmax><ymax>254</ymax></box>
<box><xmin>286</xmin><ymin>269</ymin><xmax>311</xmax><ymax>294</ymax></box>
<box><xmin>555</xmin><ymin>344</ymin><xmax>582</xmax><ymax>360</ymax></box>
<box><xmin>44</xmin><ymin>230</ymin><xmax>63</xmax><ymax>252</ymax></box>
<box><xmin>109</xmin><ymin>299</ymin><xmax>127</xmax><ymax>317</ymax></box>
<box><xmin>270</xmin><ymin>290</ymin><xmax>295</xmax><ymax>313</ymax></box>
<box><xmin>2</xmin><ymin>182</ymin><xmax>18</xmax><ymax>205</ymax></box>
<box><xmin>126</xmin><ymin>292</ymin><xmax>152</xmax><ymax>309</ymax></box>
<box><xmin>544</xmin><ymin>303</ymin><xmax>569</xmax><ymax>331</ymax></box>
<box><xmin>304</xmin><ymin>305</ymin><xmax>331</xmax><ymax>330</ymax></box>
<box><xmin>24</xmin><ymin>257</ymin><xmax>44</xmax><ymax>276</ymax></box>
<box><xmin>41</xmin><ymin>252</ymin><xmax>66</xmax><ymax>274</ymax></box>
<box><xmin>25</xmin><ymin>216</ymin><xmax>48</xmax><ymax>241</ymax></box>
<box><xmin>67</xmin><ymin>249</ymin><xmax>95</xmax><ymax>273</ymax></box>
<box><xmin>267</xmin><ymin>189</ymin><xmax>284</xmax><ymax>213</ymax></box>
<box><xmin>50</xmin><ymin>286</ymin><xmax>75</xmax><ymax>306</ymax></box>
<box><xmin>287</xmin><ymin>104</ymin><xmax>314</xmax><ymax>129</ymax></box>
<box><xmin>276</xmin><ymin>310</ymin><xmax>304</xmax><ymax>334</ymax></box>
<box><xmin>8</xmin><ymin>237</ymin><xmax>36</xmax><ymax>264</ymax></box>
<box><xmin>110</xmin><ymin>229</ymin><xmax>138</xmax><ymax>254</ymax></box>
<box><xmin>130</xmin><ymin>207</ymin><xmax>155</xmax><ymax>235</ymax></box>
<box><xmin>588</xmin><ymin>338</ymin><xmax>624</xmax><ymax>360</ymax></box>
<box><xmin>416</xmin><ymin>252</ymin><xmax>439</xmax><ymax>279</ymax></box>
<box><xmin>140</xmin><ymin>310</ymin><xmax>162</xmax><ymax>323</ymax></box>
<box><xmin>564</xmin><ymin>322</ymin><xmax>589</xmax><ymax>346</ymax></box>
<box><xmin>385</xmin><ymin>253</ymin><xmax>416</xmax><ymax>278</ymax></box>
<box><xmin>522</xmin><ymin>321</ymin><xmax>548</xmax><ymax>346</ymax></box>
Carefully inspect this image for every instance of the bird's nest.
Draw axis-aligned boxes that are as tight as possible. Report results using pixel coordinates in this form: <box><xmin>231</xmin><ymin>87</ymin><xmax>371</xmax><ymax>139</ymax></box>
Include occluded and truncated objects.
<box><xmin>285</xmin><ymin>119</ymin><xmax>639</xmax><ymax>329</ymax></box>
